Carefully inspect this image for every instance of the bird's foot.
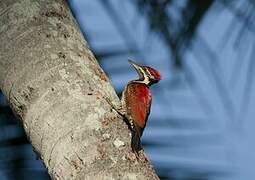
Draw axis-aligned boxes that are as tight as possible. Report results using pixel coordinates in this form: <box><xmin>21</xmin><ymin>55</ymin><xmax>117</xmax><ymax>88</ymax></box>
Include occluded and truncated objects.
<box><xmin>103</xmin><ymin>96</ymin><xmax>125</xmax><ymax>116</ymax></box>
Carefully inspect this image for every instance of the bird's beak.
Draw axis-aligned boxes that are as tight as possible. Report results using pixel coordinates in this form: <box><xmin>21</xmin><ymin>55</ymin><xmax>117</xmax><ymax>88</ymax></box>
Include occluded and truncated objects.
<box><xmin>128</xmin><ymin>59</ymin><xmax>144</xmax><ymax>77</ymax></box>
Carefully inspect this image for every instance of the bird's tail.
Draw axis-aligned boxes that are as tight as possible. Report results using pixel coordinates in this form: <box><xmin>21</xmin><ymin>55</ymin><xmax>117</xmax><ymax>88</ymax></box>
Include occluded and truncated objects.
<box><xmin>131</xmin><ymin>127</ymin><xmax>142</xmax><ymax>154</ymax></box>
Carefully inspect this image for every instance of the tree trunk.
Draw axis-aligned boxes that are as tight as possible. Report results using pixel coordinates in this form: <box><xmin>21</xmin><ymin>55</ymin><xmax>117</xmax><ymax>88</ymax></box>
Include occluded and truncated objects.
<box><xmin>0</xmin><ymin>0</ymin><xmax>159</xmax><ymax>179</ymax></box>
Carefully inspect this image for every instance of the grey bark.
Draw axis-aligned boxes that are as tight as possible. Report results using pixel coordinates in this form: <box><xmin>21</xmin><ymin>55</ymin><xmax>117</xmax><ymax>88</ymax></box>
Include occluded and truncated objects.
<box><xmin>0</xmin><ymin>0</ymin><xmax>159</xmax><ymax>179</ymax></box>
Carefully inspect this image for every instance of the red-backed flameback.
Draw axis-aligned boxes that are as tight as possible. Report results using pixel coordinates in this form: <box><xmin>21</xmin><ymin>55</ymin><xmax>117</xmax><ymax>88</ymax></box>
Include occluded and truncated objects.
<box><xmin>106</xmin><ymin>60</ymin><xmax>161</xmax><ymax>154</ymax></box>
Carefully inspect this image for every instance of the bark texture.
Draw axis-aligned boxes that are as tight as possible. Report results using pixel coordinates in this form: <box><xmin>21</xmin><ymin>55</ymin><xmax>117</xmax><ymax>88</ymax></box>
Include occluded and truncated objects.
<box><xmin>0</xmin><ymin>0</ymin><xmax>159</xmax><ymax>179</ymax></box>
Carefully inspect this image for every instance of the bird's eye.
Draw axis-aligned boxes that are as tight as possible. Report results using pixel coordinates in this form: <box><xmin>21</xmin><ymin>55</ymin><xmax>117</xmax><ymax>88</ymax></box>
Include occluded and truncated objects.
<box><xmin>146</xmin><ymin>67</ymin><xmax>161</xmax><ymax>81</ymax></box>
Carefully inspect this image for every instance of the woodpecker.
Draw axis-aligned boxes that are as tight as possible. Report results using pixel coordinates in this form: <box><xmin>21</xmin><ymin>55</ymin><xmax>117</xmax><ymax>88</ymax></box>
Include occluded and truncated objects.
<box><xmin>105</xmin><ymin>60</ymin><xmax>161</xmax><ymax>154</ymax></box>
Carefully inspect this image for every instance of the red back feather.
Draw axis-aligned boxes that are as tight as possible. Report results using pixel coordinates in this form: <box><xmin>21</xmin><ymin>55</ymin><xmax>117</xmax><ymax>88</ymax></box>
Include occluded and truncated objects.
<box><xmin>125</xmin><ymin>83</ymin><xmax>152</xmax><ymax>129</ymax></box>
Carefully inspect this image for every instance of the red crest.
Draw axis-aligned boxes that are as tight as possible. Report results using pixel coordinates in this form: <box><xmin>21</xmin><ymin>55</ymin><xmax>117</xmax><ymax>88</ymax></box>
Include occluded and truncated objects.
<box><xmin>146</xmin><ymin>67</ymin><xmax>161</xmax><ymax>81</ymax></box>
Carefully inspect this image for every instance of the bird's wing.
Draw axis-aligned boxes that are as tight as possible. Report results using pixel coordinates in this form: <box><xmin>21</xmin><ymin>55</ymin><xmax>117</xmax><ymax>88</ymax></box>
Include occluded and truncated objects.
<box><xmin>125</xmin><ymin>83</ymin><xmax>152</xmax><ymax>133</ymax></box>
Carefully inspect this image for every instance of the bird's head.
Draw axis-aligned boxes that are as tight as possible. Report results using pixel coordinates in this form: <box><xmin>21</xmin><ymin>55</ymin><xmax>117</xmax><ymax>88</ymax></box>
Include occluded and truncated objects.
<box><xmin>128</xmin><ymin>59</ymin><xmax>161</xmax><ymax>86</ymax></box>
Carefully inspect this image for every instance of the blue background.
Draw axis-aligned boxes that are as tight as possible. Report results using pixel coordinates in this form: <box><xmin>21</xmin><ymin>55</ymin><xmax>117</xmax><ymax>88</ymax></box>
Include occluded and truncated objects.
<box><xmin>1</xmin><ymin>0</ymin><xmax>254</xmax><ymax>179</ymax></box>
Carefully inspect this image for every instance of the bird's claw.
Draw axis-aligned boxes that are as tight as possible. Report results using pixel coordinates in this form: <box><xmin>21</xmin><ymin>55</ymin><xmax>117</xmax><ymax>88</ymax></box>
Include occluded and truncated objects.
<box><xmin>103</xmin><ymin>96</ymin><xmax>125</xmax><ymax>116</ymax></box>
